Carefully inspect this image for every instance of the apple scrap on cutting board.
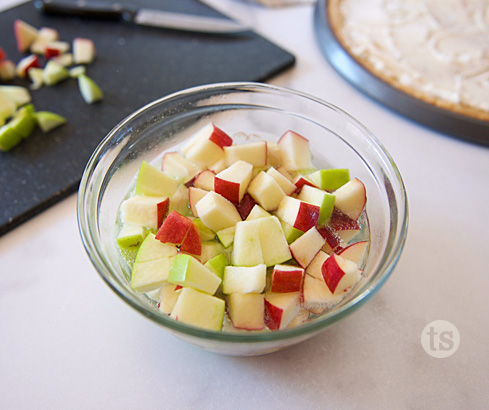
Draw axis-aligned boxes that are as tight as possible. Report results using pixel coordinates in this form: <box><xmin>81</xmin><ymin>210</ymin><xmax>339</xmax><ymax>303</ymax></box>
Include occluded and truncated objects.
<box><xmin>0</xmin><ymin>0</ymin><xmax>295</xmax><ymax>236</ymax></box>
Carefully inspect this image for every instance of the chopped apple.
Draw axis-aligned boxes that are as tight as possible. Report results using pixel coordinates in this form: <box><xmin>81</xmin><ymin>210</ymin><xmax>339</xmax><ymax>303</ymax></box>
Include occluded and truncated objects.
<box><xmin>0</xmin><ymin>60</ymin><xmax>16</xmax><ymax>81</ymax></box>
<box><xmin>266</xmin><ymin>141</ymin><xmax>282</xmax><ymax>167</ymax></box>
<box><xmin>317</xmin><ymin>225</ymin><xmax>343</xmax><ymax>254</ymax></box>
<box><xmin>16</xmin><ymin>54</ymin><xmax>41</xmax><ymax>79</ymax></box>
<box><xmin>161</xmin><ymin>151</ymin><xmax>201</xmax><ymax>183</ymax></box>
<box><xmin>193</xmin><ymin>170</ymin><xmax>215</xmax><ymax>191</ymax></box>
<box><xmin>135</xmin><ymin>160</ymin><xmax>179</xmax><ymax>197</ymax></box>
<box><xmin>337</xmin><ymin>241</ymin><xmax>368</xmax><ymax>267</ymax></box>
<box><xmin>34</xmin><ymin>111</ymin><xmax>66</xmax><ymax>133</ymax></box>
<box><xmin>188</xmin><ymin>186</ymin><xmax>208</xmax><ymax>217</ymax></box>
<box><xmin>207</xmin><ymin>157</ymin><xmax>227</xmax><ymax>173</ymax></box>
<box><xmin>204</xmin><ymin>253</ymin><xmax>229</xmax><ymax>279</ymax></box>
<box><xmin>321</xmin><ymin>253</ymin><xmax>361</xmax><ymax>295</ymax></box>
<box><xmin>170</xmin><ymin>287</ymin><xmax>225</xmax><ymax>331</ymax></box>
<box><xmin>277</xmin><ymin>130</ymin><xmax>312</xmax><ymax>171</ymax></box>
<box><xmin>119</xmin><ymin>195</ymin><xmax>168</xmax><ymax>231</ymax></box>
<box><xmin>195</xmin><ymin>191</ymin><xmax>242</xmax><ymax>232</ymax></box>
<box><xmin>333</xmin><ymin>177</ymin><xmax>367</xmax><ymax>220</ymax></box>
<box><xmin>78</xmin><ymin>74</ymin><xmax>103</xmax><ymax>103</ymax></box>
<box><xmin>73</xmin><ymin>37</ymin><xmax>96</xmax><ymax>64</ymax></box>
<box><xmin>271</xmin><ymin>265</ymin><xmax>304</xmax><ymax>293</ymax></box>
<box><xmin>276</xmin><ymin>196</ymin><xmax>320</xmax><ymax>232</ymax></box>
<box><xmin>223</xmin><ymin>140</ymin><xmax>267</xmax><ymax>167</ymax></box>
<box><xmin>30</xmin><ymin>27</ymin><xmax>59</xmax><ymax>54</ymax></box>
<box><xmin>193</xmin><ymin>218</ymin><xmax>216</xmax><ymax>241</ymax></box>
<box><xmin>14</xmin><ymin>19</ymin><xmax>38</xmax><ymax>52</ymax></box>
<box><xmin>44</xmin><ymin>41</ymin><xmax>70</xmax><ymax>59</ymax></box>
<box><xmin>168</xmin><ymin>184</ymin><xmax>190</xmax><ymax>216</ymax></box>
<box><xmin>168</xmin><ymin>254</ymin><xmax>221</xmax><ymax>295</ymax></box>
<box><xmin>236</xmin><ymin>193</ymin><xmax>256</xmax><ymax>220</ymax></box>
<box><xmin>302</xmin><ymin>274</ymin><xmax>341</xmax><ymax>314</ymax></box>
<box><xmin>264</xmin><ymin>292</ymin><xmax>301</xmax><ymax>330</ymax></box>
<box><xmin>158</xmin><ymin>283</ymin><xmax>182</xmax><ymax>314</ymax></box>
<box><xmin>247</xmin><ymin>171</ymin><xmax>286</xmax><ymax>211</ymax></box>
<box><xmin>222</xmin><ymin>264</ymin><xmax>267</xmax><ymax>294</ymax></box>
<box><xmin>232</xmin><ymin>219</ymin><xmax>264</xmax><ymax>266</ymax></box>
<box><xmin>131</xmin><ymin>257</ymin><xmax>175</xmax><ymax>292</ymax></box>
<box><xmin>0</xmin><ymin>92</ymin><xmax>17</xmax><ymax>123</ymax></box>
<box><xmin>328</xmin><ymin>209</ymin><xmax>361</xmax><ymax>242</ymax></box>
<box><xmin>116</xmin><ymin>223</ymin><xmax>147</xmax><ymax>248</ymax></box>
<box><xmin>289</xmin><ymin>226</ymin><xmax>325</xmax><ymax>268</ymax></box>
<box><xmin>182</xmin><ymin>123</ymin><xmax>232</xmax><ymax>167</ymax></box>
<box><xmin>200</xmin><ymin>240</ymin><xmax>225</xmax><ymax>264</ymax></box>
<box><xmin>28</xmin><ymin>67</ymin><xmax>44</xmax><ymax>89</ymax></box>
<box><xmin>0</xmin><ymin>125</ymin><xmax>22</xmax><ymax>152</ymax></box>
<box><xmin>245</xmin><ymin>204</ymin><xmax>270</xmax><ymax>221</ymax></box>
<box><xmin>7</xmin><ymin>105</ymin><xmax>36</xmax><ymax>138</ymax></box>
<box><xmin>216</xmin><ymin>225</ymin><xmax>235</xmax><ymax>248</ymax></box>
<box><xmin>297</xmin><ymin>184</ymin><xmax>335</xmax><ymax>225</ymax></box>
<box><xmin>266</xmin><ymin>167</ymin><xmax>296</xmax><ymax>195</ymax></box>
<box><xmin>214</xmin><ymin>160</ymin><xmax>253</xmax><ymax>204</ymax></box>
<box><xmin>227</xmin><ymin>293</ymin><xmax>265</xmax><ymax>330</ymax></box>
<box><xmin>280</xmin><ymin>220</ymin><xmax>304</xmax><ymax>244</ymax></box>
<box><xmin>257</xmin><ymin>216</ymin><xmax>292</xmax><ymax>266</ymax></box>
<box><xmin>134</xmin><ymin>233</ymin><xmax>177</xmax><ymax>263</ymax></box>
<box><xmin>286</xmin><ymin>309</ymin><xmax>311</xmax><ymax>328</ymax></box>
<box><xmin>0</xmin><ymin>85</ymin><xmax>31</xmax><ymax>107</ymax></box>
<box><xmin>309</xmin><ymin>168</ymin><xmax>350</xmax><ymax>191</ymax></box>
<box><xmin>293</xmin><ymin>174</ymin><xmax>318</xmax><ymax>192</ymax></box>
<box><xmin>50</xmin><ymin>53</ymin><xmax>73</xmax><ymax>67</ymax></box>
<box><xmin>155</xmin><ymin>210</ymin><xmax>201</xmax><ymax>255</ymax></box>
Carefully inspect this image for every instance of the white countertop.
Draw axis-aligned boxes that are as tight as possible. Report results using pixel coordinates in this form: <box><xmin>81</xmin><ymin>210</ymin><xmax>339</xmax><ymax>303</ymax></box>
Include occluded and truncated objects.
<box><xmin>1</xmin><ymin>1</ymin><xmax>488</xmax><ymax>409</ymax></box>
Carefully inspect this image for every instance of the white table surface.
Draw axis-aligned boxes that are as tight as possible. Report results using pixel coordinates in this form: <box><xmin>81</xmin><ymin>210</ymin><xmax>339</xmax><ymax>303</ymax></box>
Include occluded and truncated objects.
<box><xmin>1</xmin><ymin>1</ymin><xmax>488</xmax><ymax>409</ymax></box>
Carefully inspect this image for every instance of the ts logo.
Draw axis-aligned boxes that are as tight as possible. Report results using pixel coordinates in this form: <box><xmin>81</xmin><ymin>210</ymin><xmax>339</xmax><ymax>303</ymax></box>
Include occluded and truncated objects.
<box><xmin>421</xmin><ymin>320</ymin><xmax>460</xmax><ymax>358</ymax></box>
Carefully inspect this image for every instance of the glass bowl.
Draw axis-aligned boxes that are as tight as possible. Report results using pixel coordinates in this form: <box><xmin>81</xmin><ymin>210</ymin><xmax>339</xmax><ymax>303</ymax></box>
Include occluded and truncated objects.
<box><xmin>77</xmin><ymin>82</ymin><xmax>408</xmax><ymax>356</ymax></box>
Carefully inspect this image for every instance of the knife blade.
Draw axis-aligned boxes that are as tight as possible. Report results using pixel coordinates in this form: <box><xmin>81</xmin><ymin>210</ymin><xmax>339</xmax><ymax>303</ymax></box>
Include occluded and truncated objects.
<box><xmin>34</xmin><ymin>0</ymin><xmax>249</xmax><ymax>34</ymax></box>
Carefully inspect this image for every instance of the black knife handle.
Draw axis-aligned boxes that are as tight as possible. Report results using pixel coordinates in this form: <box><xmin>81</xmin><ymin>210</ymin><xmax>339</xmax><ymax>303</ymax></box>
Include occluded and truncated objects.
<box><xmin>34</xmin><ymin>0</ymin><xmax>134</xmax><ymax>21</ymax></box>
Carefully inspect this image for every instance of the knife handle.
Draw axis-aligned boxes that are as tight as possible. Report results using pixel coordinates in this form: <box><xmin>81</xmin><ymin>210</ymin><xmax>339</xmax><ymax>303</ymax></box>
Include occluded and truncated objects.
<box><xmin>34</xmin><ymin>0</ymin><xmax>134</xmax><ymax>21</ymax></box>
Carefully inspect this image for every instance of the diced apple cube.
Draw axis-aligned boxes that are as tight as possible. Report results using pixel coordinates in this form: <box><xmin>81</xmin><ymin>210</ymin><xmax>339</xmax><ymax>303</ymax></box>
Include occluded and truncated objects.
<box><xmin>247</xmin><ymin>171</ymin><xmax>286</xmax><ymax>211</ymax></box>
<box><xmin>168</xmin><ymin>254</ymin><xmax>221</xmax><ymax>295</ymax></box>
<box><xmin>182</xmin><ymin>123</ymin><xmax>232</xmax><ymax>167</ymax></box>
<box><xmin>333</xmin><ymin>177</ymin><xmax>367</xmax><ymax>221</ymax></box>
<box><xmin>232</xmin><ymin>219</ymin><xmax>264</xmax><ymax>267</ymax></box>
<box><xmin>337</xmin><ymin>241</ymin><xmax>368</xmax><ymax>267</ymax></box>
<box><xmin>131</xmin><ymin>257</ymin><xmax>174</xmax><ymax>292</ymax></box>
<box><xmin>222</xmin><ymin>264</ymin><xmax>267</xmax><ymax>294</ymax></box>
<box><xmin>309</xmin><ymin>168</ymin><xmax>350</xmax><ymax>191</ymax></box>
<box><xmin>245</xmin><ymin>204</ymin><xmax>270</xmax><ymax>221</ymax></box>
<box><xmin>289</xmin><ymin>226</ymin><xmax>325</xmax><ymax>268</ymax></box>
<box><xmin>224</xmin><ymin>141</ymin><xmax>267</xmax><ymax>167</ymax></box>
<box><xmin>134</xmin><ymin>233</ymin><xmax>178</xmax><ymax>263</ymax></box>
<box><xmin>266</xmin><ymin>167</ymin><xmax>296</xmax><ymax>195</ymax></box>
<box><xmin>159</xmin><ymin>283</ymin><xmax>182</xmax><ymax>314</ymax></box>
<box><xmin>188</xmin><ymin>186</ymin><xmax>208</xmax><ymax>217</ymax></box>
<box><xmin>266</xmin><ymin>141</ymin><xmax>282</xmax><ymax>167</ymax></box>
<box><xmin>297</xmin><ymin>184</ymin><xmax>335</xmax><ymax>225</ymax></box>
<box><xmin>119</xmin><ymin>195</ymin><xmax>168</xmax><ymax>230</ymax></box>
<box><xmin>116</xmin><ymin>223</ymin><xmax>147</xmax><ymax>248</ymax></box>
<box><xmin>193</xmin><ymin>170</ymin><xmax>215</xmax><ymax>191</ymax></box>
<box><xmin>277</xmin><ymin>130</ymin><xmax>312</xmax><ymax>171</ymax></box>
<box><xmin>214</xmin><ymin>160</ymin><xmax>253</xmax><ymax>204</ymax></box>
<box><xmin>264</xmin><ymin>292</ymin><xmax>301</xmax><ymax>330</ymax></box>
<box><xmin>195</xmin><ymin>191</ymin><xmax>242</xmax><ymax>232</ymax></box>
<box><xmin>271</xmin><ymin>265</ymin><xmax>304</xmax><ymax>293</ymax></box>
<box><xmin>321</xmin><ymin>253</ymin><xmax>361</xmax><ymax>295</ymax></box>
<box><xmin>161</xmin><ymin>151</ymin><xmax>201</xmax><ymax>183</ymax></box>
<box><xmin>227</xmin><ymin>293</ymin><xmax>265</xmax><ymax>330</ymax></box>
<box><xmin>73</xmin><ymin>37</ymin><xmax>96</xmax><ymax>64</ymax></box>
<box><xmin>276</xmin><ymin>196</ymin><xmax>320</xmax><ymax>232</ymax></box>
<box><xmin>135</xmin><ymin>160</ymin><xmax>179</xmax><ymax>197</ymax></box>
<box><xmin>14</xmin><ymin>19</ymin><xmax>38</xmax><ymax>52</ymax></box>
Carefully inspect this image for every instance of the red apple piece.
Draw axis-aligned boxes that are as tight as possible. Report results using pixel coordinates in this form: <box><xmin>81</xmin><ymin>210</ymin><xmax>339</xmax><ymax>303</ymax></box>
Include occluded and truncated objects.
<box><xmin>193</xmin><ymin>170</ymin><xmax>215</xmax><ymax>191</ymax></box>
<box><xmin>289</xmin><ymin>226</ymin><xmax>325</xmax><ymax>268</ymax></box>
<box><xmin>333</xmin><ymin>177</ymin><xmax>366</xmax><ymax>220</ymax></box>
<box><xmin>15</xmin><ymin>54</ymin><xmax>41</xmax><ymax>79</ymax></box>
<box><xmin>276</xmin><ymin>196</ymin><xmax>320</xmax><ymax>232</ymax></box>
<box><xmin>277</xmin><ymin>130</ymin><xmax>312</xmax><ymax>171</ymax></box>
<box><xmin>214</xmin><ymin>160</ymin><xmax>253</xmax><ymax>204</ymax></box>
<box><xmin>73</xmin><ymin>37</ymin><xmax>96</xmax><ymax>64</ymax></box>
<box><xmin>14</xmin><ymin>19</ymin><xmax>38</xmax><ymax>52</ymax></box>
<box><xmin>321</xmin><ymin>253</ymin><xmax>361</xmax><ymax>295</ymax></box>
<box><xmin>328</xmin><ymin>209</ymin><xmax>361</xmax><ymax>242</ymax></box>
<box><xmin>223</xmin><ymin>141</ymin><xmax>267</xmax><ymax>167</ymax></box>
<box><xmin>264</xmin><ymin>292</ymin><xmax>301</xmax><ymax>330</ymax></box>
<box><xmin>188</xmin><ymin>186</ymin><xmax>208</xmax><ymax>217</ymax></box>
<box><xmin>337</xmin><ymin>241</ymin><xmax>368</xmax><ymax>267</ymax></box>
<box><xmin>270</xmin><ymin>265</ymin><xmax>304</xmax><ymax>293</ymax></box>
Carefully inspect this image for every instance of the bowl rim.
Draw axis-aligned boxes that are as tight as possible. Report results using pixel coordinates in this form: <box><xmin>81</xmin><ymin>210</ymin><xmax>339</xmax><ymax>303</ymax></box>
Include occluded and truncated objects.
<box><xmin>77</xmin><ymin>81</ymin><xmax>409</xmax><ymax>343</ymax></box>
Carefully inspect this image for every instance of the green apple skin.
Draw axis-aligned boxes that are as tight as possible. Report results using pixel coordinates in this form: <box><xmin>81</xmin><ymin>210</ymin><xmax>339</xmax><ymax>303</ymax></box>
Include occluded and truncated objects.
<box><xmin>204</xmin><ymin>253</ymin><xmax>229</xmax><ymax>279</ymax></box>
<box><xmin>0</xmin><ymin>125</ymin><xmax>23</xmax><ymax>151</ymax></box>
<box><xmin>279</xmin><ymin>220</ymin><xmax>304</xmax><ymax>244</ymax></box>
<box><xmin>309</xmin><ymin>169</ymin><xmax>350</xmax><ymax>191</ymax></box>
<box><xmin>298</xmin><ymin>185</ymin><xmax>336</xmax><ymax>225</ymax></box>
<box><xmin>77</xmin><ymin>74</ymin><xmax>103</xmax><ymax>103</ymax></box>
<box><xmin>135</xmin><ymin>160</ymin><xmax>179</xmax><ymax>197</ymax></box>
<box><xmin>193</xmin><ymin>218</ymin><xmax>216</xmax><ymax>241</ymax></box>
<box><xmin>116</xmin><ymin>223</ymin><xmax>147</xmax><ymax>248</ymax></box>
<box><xmin>216</xmin><ymin>226</ymin><xmax>235</xmax><ymax>248</ymax></box>
<box><xmin>9</xmin><ymin>104</ymin><xmax>36</xmax><ymax>138</ymax></box>
<box><xmin>43</xmin><ymin>60</ymin><xmax>69</xmax><ymax>86</ymax></box>
<box><xmin>170</xmin><ymin>287</ymin><xmax>225</xmax><ymax>331</ymax></box>
<box><xmin>168</xmin><ymin>254</ymin><xmax>221</xmax><ymax>295</ymax></box>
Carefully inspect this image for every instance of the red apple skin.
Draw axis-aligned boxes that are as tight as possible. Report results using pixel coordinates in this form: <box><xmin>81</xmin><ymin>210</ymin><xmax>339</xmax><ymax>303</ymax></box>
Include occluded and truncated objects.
<box><xmin>294</xmin><ymin>202</ymin><xmax>320</xmax><ymax>232</ymax></box>
<box><xmin>179</xmin><ymin>223</ymin><xmax>202</xmax><ymax>256</ymax></box>
<box><xmin>214</xmin><ymin>177</ymin><xmax>240</xmax><ymax>204</ymax></box>
<box><xmin>317</xmin><ymin>226</ymin><xmax>342</xmax><ymax>253</ymax></box>
<box><xmin>44</xmin><ymin>47</ymin><xmax>62</xmax><ymax>59</ymax></box>
<box><xmin>193</xmin><ymin>170</ymin><xmax>215</xmax><ymax>190</ymax></box>
<box><xmin>184</xmin><ymin>176</ymin><xmax>196</xmax><ymax>187</ymax></box>
<box><xmin>208</xmin><ymin>124</ymin><xmax>233</xmax><ymax>148</ymax></box>
<box><xmin>157</xmin><ymin>198</ymin><xmax>170</xmax><ymax>228</ymax></box>
<box><xmin>155</xmin><ymin>210</ymin><xmax>193</xmax><ymax>245</ymax></box>
<box><xmin>321</xmin><ymin>254</ymin><xmax>345</xmax><ymax>294</ymax></box>
<box><xmin>236</xmin><ymin>193</ymin><xmax>256</xmax><ymax>220</ymax></box>
<box><xmin>0</xmin><ymin>47</ymin><xmax>6</xmax><ymax>61</ymax></box>
<box><xmin>271</xmin><ymin>267</ymin><xmax>304</xmax><ymax>293</ymax></box>
<box><xmin>294</xmin><ymin>176</ymin><xmax>318</xmax><ymax>193</ymax></box>
<box><xmin>264</xmin><ymin>300</ymin><xmax>284</xmax><ymax>331</ymax></box>
<box><xmin>329</xmin><ymin>209</ymin><xmax>361</xmax><ymax>232</ymax></box>
<box><xmin>16</xmin><ymin>55</ymin><xmax>41</xmax><ymax>78</ymax></box>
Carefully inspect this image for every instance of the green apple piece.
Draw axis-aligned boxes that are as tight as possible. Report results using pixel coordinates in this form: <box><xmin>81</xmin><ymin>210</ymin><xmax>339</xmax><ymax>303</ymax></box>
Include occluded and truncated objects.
<box><xmin>69</xmin><ymin>65</ymin><xmax>86</xmax><ymax>78</ymax></box>
<box><xmin>135</xmin><ymin>233</ymin><xmax>177</xmax><ymax>263</ymax></box>
<box><xmin>222</xmin><ymin>264</ymin><xmax>267</xmax><ymax>294</ymax></box>
<box><xmin>135</xmin><ymin>160</ymin><xmax>179</xmax><ymax>197</ymax></box>
<box><xmin>170</xmin><ymin>287</ymin><xmax>225</xmax><ymax>331</ymax></box>
<box><xmin>0</xmin><ymin>91</ymin><xmax>16</xmax><ymax>123</ymax></box>
<box><xmin>28</xmin><ymin>67</ymin><xmax>44</xmax><ymax>89</ymax></box>
<box><xmin>232</xmin><ymin>219</ymin><xmax>264</xmax><ymax>267</ymax></box>
<box><xmin>193</xmin><ymin>218</ymin><xmax>215</xmax><ymax>241</ymax></box>
<box><xmin>280</xmin><ymin>220</ymin><xmax>304</xmax><ymax>244</ymax></box>
<box><xmin>169</xmin><ymin>184</ymin><xmax>190</xmax><ymax>216</ymax></box>
<box><xmin>131</xmin><ymin>257</ymin><xmax>174</xmax><ymax>292</ymax></box>
<box><xmin>8</xmin><ymin>104</ymin><xmax>36</xmax><ymax>138</ymax></box>
<box><xmin>78</xmin><ymin>73</ymin><xmax>103</xmax><ymax>104</ymax></box>
<box><xmin>168</xmin><ymin>253</ymin><xmax>221</xmax><ymax>295</ymax></box>
<box><xmin>119</xmin><ymin>195</ymin><xmax>167</xmax><ymax>230</ymax></box>
<box><xmin>298</xmin><ymin>184</ymin><xmax>336</xmax><ymax>225</ymax></box>
<box><xmin>308</xmin><ymin>169</ymin><xmax>350</xmax><ymax>191</ymax></box>
<box><xmin>159</xmin><ymin>283</ymin><xmax>182</xmax><ymax>314</ymax></box>
<box><xmin>116</xmin><ymin>223</ymin><xmax>147</xmax><ymax>248</ymax></box>
<box><xmin>258</xmin><ymin>216</ymin><xmax>292</xmax><ymax>266</ymax></box>
<box><xmin>0</xmin><ymin>124</ymin><xmax>23</xmax><ymax>151</ymax></box>
<box><xmin>34</xmin><ymin>111</ymin><xmax>67</xmax><ymax>133</ymax></box>
<box><xmin>200</xmin><ymin>240</ymin><xmax>225</xmax><ymax>265</ymax></box>
<box><xmin>204</xmin><ymin>253</ymin><xmax>229</xmax><ymax>279</ymax></box>
<box><xmin>43</xmin><ymin>60</ymin><xmax>69</xmax><ymax>86</ymax></box>
<box><xmin>0</xmin><ymin>85</ymin><xmax>31</xmax><ymax>107</ymax></box>
<box><xmin>216</xmin><ymin>225</ymin><xmax>235</xmax><ymax>248</ymax></box>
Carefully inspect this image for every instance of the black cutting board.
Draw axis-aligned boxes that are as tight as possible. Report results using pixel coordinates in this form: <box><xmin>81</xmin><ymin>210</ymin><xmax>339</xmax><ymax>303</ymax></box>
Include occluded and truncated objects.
<box><xmin>0</xmin><ymin>0</ymin><xmax>295</xmax><ymax>236</ymax></box>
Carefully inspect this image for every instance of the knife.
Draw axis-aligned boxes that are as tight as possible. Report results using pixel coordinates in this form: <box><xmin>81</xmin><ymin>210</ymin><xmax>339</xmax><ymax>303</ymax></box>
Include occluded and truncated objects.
<box><xmin>34</xmin><ymin>0</ymin><xmax>249</xmax><ymax>34</ymax></box>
